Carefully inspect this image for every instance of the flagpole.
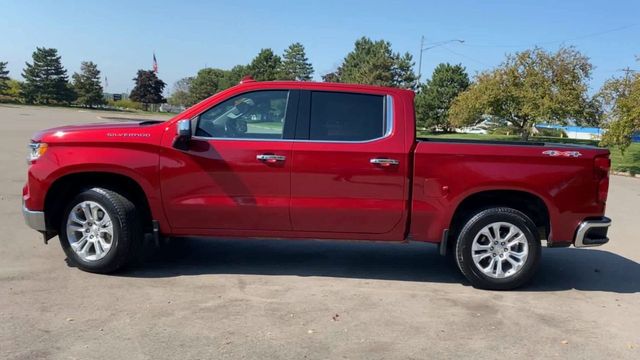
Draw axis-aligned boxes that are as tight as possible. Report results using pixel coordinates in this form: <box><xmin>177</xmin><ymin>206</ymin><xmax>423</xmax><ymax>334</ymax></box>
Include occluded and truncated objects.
<box><xmin>153</xmin><ymin>51</ymin><xmax>158</xmax><ymax>74</ymax></box>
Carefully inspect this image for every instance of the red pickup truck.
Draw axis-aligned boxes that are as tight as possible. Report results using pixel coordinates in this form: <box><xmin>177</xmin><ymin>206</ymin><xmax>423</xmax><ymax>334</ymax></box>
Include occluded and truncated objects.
<box><xmin>22</xmin><ymin>79</ymin><xmax>612</xmax><ymax>289</ymax></box>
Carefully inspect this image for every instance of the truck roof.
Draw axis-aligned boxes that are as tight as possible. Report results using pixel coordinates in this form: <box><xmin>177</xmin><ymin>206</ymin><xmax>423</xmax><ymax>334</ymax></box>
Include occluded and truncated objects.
<box><xmin>235</xmin><ymin>79</ymin><xmax>416</xmax><ymax>95</ymax></box>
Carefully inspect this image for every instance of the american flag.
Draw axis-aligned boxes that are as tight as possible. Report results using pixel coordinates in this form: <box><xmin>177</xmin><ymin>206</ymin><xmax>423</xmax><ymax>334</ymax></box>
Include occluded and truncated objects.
<box><xmin>153</xmin><ymin>53</ymin><xmax>158</xmax><ymax>73</ymax></box>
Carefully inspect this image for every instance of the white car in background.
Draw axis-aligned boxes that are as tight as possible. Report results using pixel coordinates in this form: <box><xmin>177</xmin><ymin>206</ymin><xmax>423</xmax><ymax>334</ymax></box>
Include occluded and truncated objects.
<box><xmin>460</xmin><ymin>126</ymin><xmax>488</xmax><ymax>134</ymax></box>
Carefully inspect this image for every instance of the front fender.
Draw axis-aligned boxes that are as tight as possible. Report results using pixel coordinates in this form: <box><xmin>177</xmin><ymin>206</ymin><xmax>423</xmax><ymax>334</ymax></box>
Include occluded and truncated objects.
<box><xmin>24</xmin><ymin>143</ymin><xmax>170</xmax><ymax>233</ymax></box>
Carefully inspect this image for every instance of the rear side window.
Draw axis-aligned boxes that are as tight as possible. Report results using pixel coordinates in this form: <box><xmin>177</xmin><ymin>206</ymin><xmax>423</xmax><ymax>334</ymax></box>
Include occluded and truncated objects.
<box><xmin>309</xmin><ymin>91</ymin><xmax>385</xmax><ymax>141</ymax></box>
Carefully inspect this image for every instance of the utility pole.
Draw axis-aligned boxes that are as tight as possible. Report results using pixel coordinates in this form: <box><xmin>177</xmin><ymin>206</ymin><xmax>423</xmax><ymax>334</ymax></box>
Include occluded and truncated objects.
<box><xmin>619</xmin><ymin>67</ymin><xmax>637</xmax><ymax>79</ymax></box>
<box><xmin>618</xmin><ymin>67</ymin><xmax>638</xmax><ymax>96</ymax></box>
<box><xmin>416</xmin><ymin>36</ymin><xmax>465</xmax><ymax>87</ymax></box>
<box><xmin>418</xmin><ymin>36</ymin><xmax>425</xmax><ymax>83</ymax></box>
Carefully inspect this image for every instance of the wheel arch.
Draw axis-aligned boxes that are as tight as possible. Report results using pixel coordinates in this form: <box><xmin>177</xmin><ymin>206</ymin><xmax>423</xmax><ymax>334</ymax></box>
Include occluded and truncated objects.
<box><xmin>44</xmin><ymin>171</ymin><xmax>154</xmax><ymax>234</ymax></box>
<box><xmin>448</xmin><ymin>189</ymin><xmax>551</xmax><ymax>248</ymax></box>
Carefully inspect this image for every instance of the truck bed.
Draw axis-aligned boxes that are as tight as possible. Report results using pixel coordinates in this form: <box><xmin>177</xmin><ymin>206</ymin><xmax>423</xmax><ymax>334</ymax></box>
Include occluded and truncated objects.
<box><xmin>409</xmin><ymin>138</ymin><xmax>608</xmax><ymax>244</ymax></box>
<box><xmin>417</xmin><ymin>136</ymin><xmax>602</xmax><ymax>149</ymax></box>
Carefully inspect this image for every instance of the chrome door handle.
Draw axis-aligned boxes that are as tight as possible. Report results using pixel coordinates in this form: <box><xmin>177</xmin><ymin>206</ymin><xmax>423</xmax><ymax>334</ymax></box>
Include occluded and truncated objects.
<box><xmin>257</xmin><ymin>154</ymin><xmax>286</xmax><ymax>163</ymax></box>
<box><xmin>370</xmin><ymin>158</ymin><xmax>399</xmax><ymax>167</ymax></box>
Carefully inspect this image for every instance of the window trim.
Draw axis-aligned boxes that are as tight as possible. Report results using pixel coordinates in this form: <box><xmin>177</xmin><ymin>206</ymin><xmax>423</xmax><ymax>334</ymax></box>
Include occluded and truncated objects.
<box><xmin>190</xmin><ymin>90</ymin><xmax>395</xmax><ymax>144</ymax></box>
<box><xmin>192</xmin><ymin>89</ymin><xmax>299</xmax><ymax>141</ymax></box>
<box><xmin>294</xmin><ymin>91</ymin><xmax>394</xmax><ymax>144</ymax></box>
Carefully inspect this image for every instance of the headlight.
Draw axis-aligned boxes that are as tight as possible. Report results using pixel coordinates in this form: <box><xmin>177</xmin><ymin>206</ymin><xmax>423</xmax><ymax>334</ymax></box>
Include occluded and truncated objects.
<box><xmin>28</xmin><ymin>142</ymin><xmax>48</xmax><ymax>163</ymax></box>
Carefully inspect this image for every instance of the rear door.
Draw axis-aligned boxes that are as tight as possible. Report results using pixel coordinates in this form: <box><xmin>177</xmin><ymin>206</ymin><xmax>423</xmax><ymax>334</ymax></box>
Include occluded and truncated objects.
<box><xmin>290</xmin><ymin>90</ymin><xmax>408</xmax><ymax>236</ymax></box>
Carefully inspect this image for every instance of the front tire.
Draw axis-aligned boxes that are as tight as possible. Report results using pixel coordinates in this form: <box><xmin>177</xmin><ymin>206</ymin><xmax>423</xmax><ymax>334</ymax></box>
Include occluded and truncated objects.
<box><xmin>59</xmin><ymin>188</ymin><xmax>142</xmax><ymax>273</ymax></box>
<box><xmin>455</xmin><ymin>207</ymin><xmax>541</xmax><ymax>290</ymax></box>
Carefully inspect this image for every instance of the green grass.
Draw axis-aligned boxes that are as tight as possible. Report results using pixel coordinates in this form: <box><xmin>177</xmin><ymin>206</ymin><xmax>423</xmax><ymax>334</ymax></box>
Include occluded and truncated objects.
<box><xmin>249</xmin><ymin>121</ymin><xmax>283</xmax><ymax>130</ymax></box>
<box><xmin>422</xmin><ymin>132</ymin><xmax>639</xmax><ymax>175</ymax></box>
<box><xmin>608</xmin><ymin>143</ymin><xmax>640</xmax><ymax>175</ymax></box>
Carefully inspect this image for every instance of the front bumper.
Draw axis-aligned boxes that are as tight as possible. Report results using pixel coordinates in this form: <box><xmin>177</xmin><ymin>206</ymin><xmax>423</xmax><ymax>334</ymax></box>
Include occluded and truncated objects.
<box><xmin>574</xmin><ymin>217</ymin><xmax>611</xmax><ymax>247</ymax></box>
<box><xmin>22</xmin><ymin>203</ymin><xmax>47</xmax><ymax>231</ymax></box>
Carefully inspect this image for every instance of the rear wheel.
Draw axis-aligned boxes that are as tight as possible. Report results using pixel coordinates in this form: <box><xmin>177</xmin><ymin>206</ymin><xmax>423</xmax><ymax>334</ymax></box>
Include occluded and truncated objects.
<box><xmin>455</xmin><ymin>207</ymin><xmax>541</xmax><ymax>290</ymax></box>
<box><xmin>59</xmin><ymin>188</ymin><xmax>142</xmax><ymax>273</ymax></box>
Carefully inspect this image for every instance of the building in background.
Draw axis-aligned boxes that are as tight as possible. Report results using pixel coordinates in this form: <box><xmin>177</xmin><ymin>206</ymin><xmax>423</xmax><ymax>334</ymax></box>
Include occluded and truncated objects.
<box><xmin>536</xmin><ymin>124</ymin><xmax>605</xmax><ymax>141</ymax></box>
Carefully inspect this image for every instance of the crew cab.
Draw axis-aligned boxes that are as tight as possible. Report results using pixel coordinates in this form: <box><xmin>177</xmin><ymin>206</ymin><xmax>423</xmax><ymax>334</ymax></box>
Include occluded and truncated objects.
<box><xmin>22</xmin><ymin>79</ymin><xmax>612</xmax><ymax>289</ymax></box>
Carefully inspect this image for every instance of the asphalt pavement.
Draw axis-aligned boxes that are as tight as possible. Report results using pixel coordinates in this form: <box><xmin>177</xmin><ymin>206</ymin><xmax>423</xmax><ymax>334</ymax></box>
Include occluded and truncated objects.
<box><xmin>1</xmin><ymin>104</ymin><xmax>638</xmax><ymax>359</ymax></box>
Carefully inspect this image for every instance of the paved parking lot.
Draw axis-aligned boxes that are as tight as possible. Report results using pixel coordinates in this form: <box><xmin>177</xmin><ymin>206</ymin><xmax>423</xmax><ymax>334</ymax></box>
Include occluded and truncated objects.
<box><xmin>1</xmin><ymin>104</ymin><xmax>638</xmax><ymax>359</ymax></box>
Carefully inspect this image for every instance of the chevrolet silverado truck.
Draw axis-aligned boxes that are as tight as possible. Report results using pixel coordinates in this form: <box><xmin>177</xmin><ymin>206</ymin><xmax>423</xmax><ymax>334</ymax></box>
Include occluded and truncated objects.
<box><xmin>22</xmin><ymin>79</ymin><xmax>612</xmax><ymax>290</ymax></box>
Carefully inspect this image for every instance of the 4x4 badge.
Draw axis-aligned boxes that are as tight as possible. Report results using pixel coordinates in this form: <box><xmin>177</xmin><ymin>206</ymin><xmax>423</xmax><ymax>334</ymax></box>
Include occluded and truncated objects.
<box><xmin>542</xmin><ymin>150</ymin><xmax>582</xmax><ymax>157</ymax></box>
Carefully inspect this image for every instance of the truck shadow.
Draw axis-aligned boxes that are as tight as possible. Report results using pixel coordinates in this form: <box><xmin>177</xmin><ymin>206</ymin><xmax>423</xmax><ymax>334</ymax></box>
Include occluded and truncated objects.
<box><xmin>121</xmin><ymin>238</ymin><xmax>639</xmax><ymax>293</ymax></box>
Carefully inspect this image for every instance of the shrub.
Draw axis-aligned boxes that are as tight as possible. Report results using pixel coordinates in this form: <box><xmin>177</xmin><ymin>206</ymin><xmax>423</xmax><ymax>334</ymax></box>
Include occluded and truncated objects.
<box><xmin>107</xmin><ymin>99</ymin><xmax>144</xmax><ymax>110</ymax></box>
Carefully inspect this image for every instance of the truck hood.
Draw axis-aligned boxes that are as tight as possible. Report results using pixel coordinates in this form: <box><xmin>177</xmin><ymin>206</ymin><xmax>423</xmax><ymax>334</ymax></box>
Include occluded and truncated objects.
<box><xmin>32</xmin><ymin>120</ymin><xmax>165</xmax><ymax>142</ymax></box>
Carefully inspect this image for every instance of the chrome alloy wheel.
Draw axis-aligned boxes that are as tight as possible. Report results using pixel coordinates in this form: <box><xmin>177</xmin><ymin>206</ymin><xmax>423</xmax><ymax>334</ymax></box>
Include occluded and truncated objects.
<box><xmin>66</xmin><ymin>201</ymin><xmax>114</xmax><ymax>261</ymax></box>
<box><xmin>471</xmin><ymin>222</ymin><xmax>529</xmax><ymax>279</ymax></box>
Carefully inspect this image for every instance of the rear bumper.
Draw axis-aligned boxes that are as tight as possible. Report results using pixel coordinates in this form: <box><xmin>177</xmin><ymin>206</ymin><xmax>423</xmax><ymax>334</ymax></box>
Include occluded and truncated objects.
<box><xmin>23</xmin><ymin>202</ymin><xmax>47</xmax><ymax>232</ymax></box>
<box><xmin>574</xmin><ymin>217</ymin><xmax>611</xmax><ymax>247</ymax></box>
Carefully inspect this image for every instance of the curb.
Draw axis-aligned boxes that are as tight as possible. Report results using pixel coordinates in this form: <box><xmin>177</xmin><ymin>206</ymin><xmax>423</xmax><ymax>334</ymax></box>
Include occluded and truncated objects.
<box><xmin>612</xmin><ymin>171</ymin><xmax>639</xmax><ymax>178</ymax></box>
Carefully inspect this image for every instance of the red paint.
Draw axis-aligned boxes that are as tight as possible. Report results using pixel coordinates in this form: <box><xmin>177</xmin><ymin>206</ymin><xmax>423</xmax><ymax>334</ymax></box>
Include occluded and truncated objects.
<box><xmin>24</xmin><ymin>80</ymin><xmax>610</xmax><ymax>246</ymax></box>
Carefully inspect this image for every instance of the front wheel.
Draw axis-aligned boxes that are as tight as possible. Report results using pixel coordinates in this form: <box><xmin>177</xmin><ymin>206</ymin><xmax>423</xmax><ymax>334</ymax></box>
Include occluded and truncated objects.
<box><xmin>455</xmin><ymin>208</ymin><xmax>541</xmax><ymax>290</ymax></box>
<box><xmin>59</xmin><ymin>188</ymin><xmax>142</xmax><ymax>273</ymax></box>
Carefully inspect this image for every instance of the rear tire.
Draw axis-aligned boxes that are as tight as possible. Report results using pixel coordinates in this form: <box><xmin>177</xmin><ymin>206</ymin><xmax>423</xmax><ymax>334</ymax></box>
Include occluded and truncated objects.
<box><xmin>455</xmin><ymin>207</ymin><xmax>541</xmax><ymax>290</ymax></box>
<box><xmin>59</xmin><ymin>188</ymin><xmax>142</xmax><ymax>273</ymax></box>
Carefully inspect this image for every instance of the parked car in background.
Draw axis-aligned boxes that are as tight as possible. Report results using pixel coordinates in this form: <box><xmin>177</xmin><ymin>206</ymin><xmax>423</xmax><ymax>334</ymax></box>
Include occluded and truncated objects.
<box><xmin>458</xmin><ymin>126</ymin><xmax>488</xmax><ymax>134</ymax></box>
<box><xmin>159</xmin><ymin>103</ymin><xmax>186</xmax><ymax>113</ymax></box>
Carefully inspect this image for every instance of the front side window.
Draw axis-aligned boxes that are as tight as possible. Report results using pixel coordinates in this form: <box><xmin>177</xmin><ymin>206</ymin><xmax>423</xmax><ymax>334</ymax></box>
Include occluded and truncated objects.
<box><xmin>196</xmin><ymin>90</ymin><xmax>289</xmax><ymax>139</ymax></box>
<box><xmin>309</xmin><ymin>91</ymin><xmax>385</xmax><ymax>141</ymax></box>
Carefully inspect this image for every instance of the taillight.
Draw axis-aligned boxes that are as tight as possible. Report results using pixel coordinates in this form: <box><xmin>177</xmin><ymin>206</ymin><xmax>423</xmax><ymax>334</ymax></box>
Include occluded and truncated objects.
<box><xmin>594</xmin><ymin>155</ymin><xmax>611</xmax><ymax>203</ymax></box>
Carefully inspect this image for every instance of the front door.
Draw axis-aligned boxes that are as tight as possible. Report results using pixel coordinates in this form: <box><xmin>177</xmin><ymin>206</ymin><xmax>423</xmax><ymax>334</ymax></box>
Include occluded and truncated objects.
<box><xmin>160</xmin><ymin>89</ymin><xmax>297</xmax><ymax>231</ymax></box>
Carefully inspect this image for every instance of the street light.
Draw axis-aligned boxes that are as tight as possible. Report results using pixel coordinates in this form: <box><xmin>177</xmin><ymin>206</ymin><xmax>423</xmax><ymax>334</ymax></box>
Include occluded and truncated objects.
<box><xmin>417</xmin><ymin>36</ymin><xmax>465</xmax><ymax>83</ymax></box>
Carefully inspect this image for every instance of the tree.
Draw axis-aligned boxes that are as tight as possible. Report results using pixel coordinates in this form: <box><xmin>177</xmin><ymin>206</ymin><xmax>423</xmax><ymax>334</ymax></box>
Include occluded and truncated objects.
<box><xmin>185</xmin><ymin>65</ymin><xmax>249</xmax><ymax>104</ymax></box>
<box><xmin>167</xmin><ymin>77</ymin><xmax>194</xmax><ymax>107</ymax></box>
<box><xmin>329</xmin><ymin>37</ymin><xmax>417</xmax><ymax>89</ymax></box>
<box><xmin>595</xmin><ymin>72</ymin><xmax>634</xmax><ymax>123</ymax></box>
<box><xmin>415</xmin><ymin>63</ymin><xmax>470</xmax><ymax>132</ymax></box>
<box><xmin>321</xmin><ymin>71</ymin><xmax>340</xmax><ymax>83</ymax></box>
<box><xmin>393</xmin><ymin>52</ymin><xmax>418</xmax><ymax>90</ymax></box>
<box><xmin>4</xmin><ymin>80</ymin><xmax>23</xmax><ymax>101</ymax></box>
<box><xmin>189</xmin><ymin>68</ymin><xmax>231</xmax><ymax>103</ymax></box>
<box><xmin>279</xmin><ymin>42</ymin><xmax>314</xmax><ymax>81</ymax></box>
<box><xmin>228</xmin><ymin>65</ymin><xmax>249</xmax><ymax>83</ymax></box>
<box><xmin>0</xmin><ymin>61</ymin><xmax>9</xmax><ymax>95</ymax></box>
<box><xmin>449</xmin><ymin>46</ymin><xmax>594</xmax><ymax>140</ymax></box>
<box><xmin>129</xmin><ymin>70</ymin><xmax>166</xmax><ymax>110</ymax></box>
<box><xmin>247</xmin><ymin>49</ymin><xmax>281</xmax><ymax>81</ymax></box>
<box><xmin>22</xmin><ymin>47</ymin><xmax>75</xmax><ymax>104</ymax></box>
<box><xmin>599</xmin><ymin>72</ymin><xmax>640</xmax><ymax>152</ymax></box>
<box><xmin>72</xmin><ymin>61</ymin><xmax>105</xmax><ymax>107</ymax></box>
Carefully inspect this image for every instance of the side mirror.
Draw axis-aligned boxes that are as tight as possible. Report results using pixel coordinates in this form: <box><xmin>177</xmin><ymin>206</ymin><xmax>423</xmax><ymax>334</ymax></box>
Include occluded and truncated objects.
<box><xmin>173</xmin><ymin>119</ymin><xmax>192</xmax><ymax>150</ymax></box>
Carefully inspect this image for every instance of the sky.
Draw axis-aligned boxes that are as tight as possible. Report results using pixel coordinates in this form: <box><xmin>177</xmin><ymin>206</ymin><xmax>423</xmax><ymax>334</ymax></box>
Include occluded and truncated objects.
<box><xmin>1</xmin><ymin>0</ymin><xmax>638</xmax><ymax>94</ymax></box>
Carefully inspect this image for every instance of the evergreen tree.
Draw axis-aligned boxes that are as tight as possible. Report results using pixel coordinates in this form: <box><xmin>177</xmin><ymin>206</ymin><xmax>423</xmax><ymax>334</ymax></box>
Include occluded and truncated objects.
<box><xmin>0</xmin><ymin>61</ymin><xmax>9</xmax><ymax>95</ymax></box>
<box><xmin>321</xmin><ymin>71</ymin><xmax>340</xmax><ymax>83</ymax></box>
<box><xmin>129</xmin><ymin>70</ymin><xmax>166</xmax><ymax>110</ymax></box>
<box><xmin>227</xmin><ymin>65</ymin><xmax>249</xmax><ymax>84</ymax></box>
<box><xmin>247</xmin><ymin>49</ymin><xmax>281</xmax><ymax>81</ymax></box>
<box><xmin>332</xmin><ymin>37</ymin><xmax>417</xmax><ymax>89</ymax></box>
<box><xmin>279</xmin><ymin>43</ymin><xmax>314</xmax><ymax>81</ymax></box>
<box><xmin>72</xmin><ymin>61</ymin><xmax>105</xmax><ymax>107</ymax></box>
<box><xmin>415</xmin><ymin>63</ymin><xmax>470</xmax><ymax>132</ymax></box>
<box><xmin>22</xmin><ymin>47</ymin><xmax>74</xmax><ymax>104</ymax></box>
<box><xmin>393</xmin><ymin>52</ymin><xmax>418</xmax><ymax>90</ymax></box>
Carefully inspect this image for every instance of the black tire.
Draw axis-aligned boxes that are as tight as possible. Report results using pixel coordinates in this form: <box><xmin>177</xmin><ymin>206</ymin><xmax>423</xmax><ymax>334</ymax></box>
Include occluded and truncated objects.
<box><xmin>59</xmin><ymin>187</ymin><xmax>142</xmax><ymax>273</ymax></box>
<box><xmin>455</xmin><ymin>207</ymin><xmax>541</xmax><ymax>290</ymax></box>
